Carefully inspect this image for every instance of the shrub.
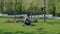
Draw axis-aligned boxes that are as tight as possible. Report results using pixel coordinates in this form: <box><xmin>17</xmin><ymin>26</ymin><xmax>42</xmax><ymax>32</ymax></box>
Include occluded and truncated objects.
<box><xmin>57</xmin><ymin>13</ymin><xmax>60</xmax><ymax>17</ymax></box>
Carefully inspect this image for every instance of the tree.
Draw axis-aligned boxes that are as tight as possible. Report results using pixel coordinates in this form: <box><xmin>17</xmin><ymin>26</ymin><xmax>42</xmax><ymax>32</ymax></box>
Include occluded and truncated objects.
<box><xmin>14</xmin><ymin>0</ymin><xmax>17</xmax><ymax>23</ymax></box>
<box><xmin>48</xmin><ymin>0</ymin><xmax>56</xmax><ymax>16</ymax></box>
<box><xmin>0</xmin><ymin>0</ymin><xmax>4</xmax><ymax>13</ymax></box>
<box><xmin>7</xmin><ymin>0</ymin><xmax>13</xmax><ymax>14</ymax></box>
<box><xmin>43</xmin><ymin>0</ymin><xmax>46</xmax><ymax>22</ymax></box>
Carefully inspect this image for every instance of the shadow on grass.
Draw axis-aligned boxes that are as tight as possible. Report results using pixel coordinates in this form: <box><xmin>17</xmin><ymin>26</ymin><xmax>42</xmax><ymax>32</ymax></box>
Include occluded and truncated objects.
<box><xmin>0</xmin><ymin>30</ymin><xmax>47</xmax><ymax>34</ymax></box>
<box><xmin>58</xmin><ymin>32</ymin><xmax>60</xmax><ymax>34</ymax></box>
<box><xmin>3</xmin><ymin>32</ymin><xmax>13</xmax><ymax>34</ymax></box>
<box><xmin>0</xmin><ymin>30</ymin><xmax>2</xmax><ymax>34</ymax></box>
<box><xmin>15</xmin><ymin>31</ymin><xmax>34</xmax><ymax>34</ymax></box>
<box><xmin>15</xmin><ymin>30</ymin><xmax>48</xmax><ymax>34</ymax></box>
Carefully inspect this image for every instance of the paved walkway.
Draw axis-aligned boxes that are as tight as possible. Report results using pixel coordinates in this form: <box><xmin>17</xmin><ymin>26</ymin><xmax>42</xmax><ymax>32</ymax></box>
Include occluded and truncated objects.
<box><xmin>53</xmin><ymin>17</ymin><xmax>60</xmax><ymax>19</ymax></box>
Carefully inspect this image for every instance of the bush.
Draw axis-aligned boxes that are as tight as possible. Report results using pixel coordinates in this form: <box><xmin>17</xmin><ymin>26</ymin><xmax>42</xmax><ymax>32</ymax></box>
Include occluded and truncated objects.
<box><xmin>57</xmin><ymin>13</ymin><xmax>60</xmax><ymax>17</ymax></box>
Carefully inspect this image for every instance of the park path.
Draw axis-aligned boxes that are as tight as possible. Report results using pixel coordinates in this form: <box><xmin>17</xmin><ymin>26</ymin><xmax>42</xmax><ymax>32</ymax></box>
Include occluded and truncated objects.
<box><xmin>53</xmin><ymin>17</ymin><xmax>60</xmax><ymax>19</ymax></box>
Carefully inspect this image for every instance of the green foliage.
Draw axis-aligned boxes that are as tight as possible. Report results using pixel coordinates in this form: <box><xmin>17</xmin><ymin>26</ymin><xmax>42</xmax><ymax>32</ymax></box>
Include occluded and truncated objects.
<box><xmin>57</xmin><ymin>13</ymin><xmax>60</xmax><ymax>17</ymax></box>
<box><xmin>0</xmin><ymin>0</ymin><xmax>60</xmax><ymax>15</ymax></box>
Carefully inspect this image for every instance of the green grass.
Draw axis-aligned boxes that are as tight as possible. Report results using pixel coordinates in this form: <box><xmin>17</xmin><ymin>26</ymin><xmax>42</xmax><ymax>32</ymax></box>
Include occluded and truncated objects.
<box><xmin>0</xmin><ymin>18</ymin><xmax>60</xmax><ymax>34</ymax></box>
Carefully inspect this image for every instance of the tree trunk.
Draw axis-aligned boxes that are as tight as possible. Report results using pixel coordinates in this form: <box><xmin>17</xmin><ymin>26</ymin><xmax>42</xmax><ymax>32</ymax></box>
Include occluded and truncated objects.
<box><xmin>0</xmin><ymin>0</ymin><xmax>4</xmax><ymax>13</ymax></box>
<box><xmin>43</xmin><ymin>0</ymin><xmax>46</xmax><ymax>22</ymax></box>
<box><xmin>14</xmin><ymin>0</ymin><xmax>17</xmax><ymax>23</ymax></box>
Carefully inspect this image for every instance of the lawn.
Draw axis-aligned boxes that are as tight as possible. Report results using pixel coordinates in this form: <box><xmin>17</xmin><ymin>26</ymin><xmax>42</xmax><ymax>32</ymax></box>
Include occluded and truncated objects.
<box><xmin>0</xmin><ymin>18</ymin><xmax>60</xmax><ymax>34</ymax></box>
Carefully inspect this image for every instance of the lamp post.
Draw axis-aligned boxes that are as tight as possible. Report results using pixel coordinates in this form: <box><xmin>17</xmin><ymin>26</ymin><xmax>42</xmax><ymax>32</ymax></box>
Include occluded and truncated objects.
<box><xmin>43</xmin><ymin>0</ymin><xmax>46</xmax><ymax>22</ymax></box>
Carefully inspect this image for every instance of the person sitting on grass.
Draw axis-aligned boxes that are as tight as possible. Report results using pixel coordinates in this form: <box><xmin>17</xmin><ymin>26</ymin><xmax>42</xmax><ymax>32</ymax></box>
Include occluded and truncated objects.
<box><xmin>23</xmin><ymin>14</ymin><xmax>32</xmax><ymax>26</ymax></box>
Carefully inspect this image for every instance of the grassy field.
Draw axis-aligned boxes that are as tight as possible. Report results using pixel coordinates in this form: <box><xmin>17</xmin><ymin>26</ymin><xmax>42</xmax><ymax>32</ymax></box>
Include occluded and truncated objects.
<box><xmin>0</xmin><ymin>18</ymin><xmax>60</xmax><ymax>34</ymax></box>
